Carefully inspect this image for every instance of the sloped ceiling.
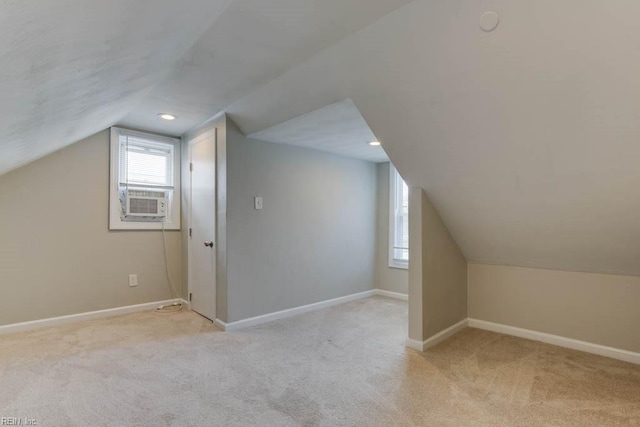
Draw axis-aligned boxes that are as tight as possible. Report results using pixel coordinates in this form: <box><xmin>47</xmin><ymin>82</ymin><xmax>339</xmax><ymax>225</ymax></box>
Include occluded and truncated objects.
<box><xmin>3</xmin><ymin>0</ymin><xmax>640</xmax><ymax>277</ymax></box>
<box><xmin>0</xmin><ymin>0</ymin><xmax>411</xmax><ymax>175</ymax></box>
<box><xmin>248</xmin><ymin>99</ymin><xmax>389</xmax><ymax>162</ymax></box>
<box><xmin>0</xmin><ymin>0</ymin><xmax>232</xmax><ymax>175</ymax></box>
<box><xmin>118</xmin><ymin>0</ymin><xmax>414</xmax><ymax>136</ymax></box>
<box><xmin>225</xmin><ymin>0</ymin><xmax>640</xmax><ymax>276</ymax></box>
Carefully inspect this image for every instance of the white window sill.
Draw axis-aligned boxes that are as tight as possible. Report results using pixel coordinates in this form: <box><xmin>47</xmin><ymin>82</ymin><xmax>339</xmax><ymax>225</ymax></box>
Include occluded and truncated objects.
<box><xmin>388</xmin><ymin>262</ymin><xmax>409</xmax><ymax>270</ymax></box>
<box><xmin>109</xmin><ymin>221</ymin><xmax>180</xmax><ymax>231</ymax></box>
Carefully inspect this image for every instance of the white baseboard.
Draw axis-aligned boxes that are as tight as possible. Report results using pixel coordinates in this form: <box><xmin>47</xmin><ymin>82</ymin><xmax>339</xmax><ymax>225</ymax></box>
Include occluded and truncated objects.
<box><xmin>374</xmin><ymin>289</ymin><xmax>408</xmax><ymax>301</ymax></box>
<box><xmin>405</xmin><ymin>337</ymin><xmax>425</xmax><ymax>351</ymax></box>
<box><xmin>469</xmin><ymin>318</ymin><xmax>640</xmax><ymax>365</ymax></box>
<box><xmin>0</xmin><ymin>299</ymin><xmax>183</xmax><ymax>335</ymax></box>
<box><xmin>214</xmin><ymin>290</ymin><xmax>377</xmax><ymax>331</ymax></box>
<box><xmin>405</xmin><ymin>318</ymin><xmax>469</xmax><ymax>352</ymax></box>
<box><xmin>213</xmin><ymin>318</ymin><xmax>227</xmax><ymax>330</ymax></box>
<box><xmin>423</xmin><ymin>319</ymin><xmax>469</xmax><ymax>350</ymax></box>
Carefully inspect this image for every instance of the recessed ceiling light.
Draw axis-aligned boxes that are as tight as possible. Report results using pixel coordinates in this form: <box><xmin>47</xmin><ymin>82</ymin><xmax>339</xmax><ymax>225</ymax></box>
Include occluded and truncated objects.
<box><xmin>368</xmin><ymin>141</ymin><xmax>381</xmax><ymax>146</ymax></box>
<box><xmin>158</xmin><ymin>113</ymin><xmax>178</xmax><ymax>121</ymax></box>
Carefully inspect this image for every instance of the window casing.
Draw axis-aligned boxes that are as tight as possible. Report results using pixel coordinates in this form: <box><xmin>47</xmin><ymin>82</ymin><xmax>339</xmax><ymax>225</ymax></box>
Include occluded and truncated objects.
<box><xmin>109</xmin><ymin>127</ymin><xmax>181</xmax><ymax>230</ymax></box>
<box><xmin>389</xmin><ymin>165</ymin><xmax>409</xmax><ymax>268</ymax></box>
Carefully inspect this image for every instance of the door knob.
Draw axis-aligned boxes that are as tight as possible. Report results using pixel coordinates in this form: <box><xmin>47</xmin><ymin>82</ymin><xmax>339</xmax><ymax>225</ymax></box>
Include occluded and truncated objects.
<box><xmin>204</xmin><ymin>241</ymin><xmax>214</xmax><ymax>248</ymax></box>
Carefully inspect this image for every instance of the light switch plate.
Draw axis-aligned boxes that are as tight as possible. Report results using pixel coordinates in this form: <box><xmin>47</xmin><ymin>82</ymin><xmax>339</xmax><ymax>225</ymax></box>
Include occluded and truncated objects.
<box><xmin>129</xmin><ymin>274</ymin><xmax>138</xmax><ymax>287</ymax></box>
<box><xmin>254</xmin><ymin>197</ymin><xmax>263</xmax><ymax>210</ymax></box>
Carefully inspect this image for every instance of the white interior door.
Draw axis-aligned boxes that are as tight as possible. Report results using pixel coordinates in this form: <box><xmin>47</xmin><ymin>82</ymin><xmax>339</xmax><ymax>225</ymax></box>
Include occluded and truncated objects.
<box><xmin>189</xmin><ymin>130</ymin><xmax>216</xmax><ymax>321</ymax></box>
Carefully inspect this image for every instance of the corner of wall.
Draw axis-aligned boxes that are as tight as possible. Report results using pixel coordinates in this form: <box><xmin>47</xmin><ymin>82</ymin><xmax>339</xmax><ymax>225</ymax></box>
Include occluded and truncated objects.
<box><xmin>407</xmin><ymin>186</ymin><xmax>425</xmax><ymax>342</ymax></box>
<box><xmin>408</xmin><ymin>187</ymin><xmax>468</xmax><ymax>342</ymax></box>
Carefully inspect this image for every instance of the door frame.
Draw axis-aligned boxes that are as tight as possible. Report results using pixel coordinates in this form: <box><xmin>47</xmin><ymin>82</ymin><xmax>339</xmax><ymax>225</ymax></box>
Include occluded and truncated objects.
<box><xmin>187</xmin><ymin>128</ymin><xmax>217</xmax><ymax>316</ymax></box>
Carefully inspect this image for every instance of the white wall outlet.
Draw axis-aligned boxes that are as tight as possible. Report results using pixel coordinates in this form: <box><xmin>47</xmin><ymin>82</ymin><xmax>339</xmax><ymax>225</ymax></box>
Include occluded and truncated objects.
<box><xmin>254</xmin><ymin>196</ymin><xmax>263</xmax><ymax>210</ymax></box>
<box><xmin>129</xmin><ymin>274</ymin><xmax>138</xmax><ymax>287</ymax></box>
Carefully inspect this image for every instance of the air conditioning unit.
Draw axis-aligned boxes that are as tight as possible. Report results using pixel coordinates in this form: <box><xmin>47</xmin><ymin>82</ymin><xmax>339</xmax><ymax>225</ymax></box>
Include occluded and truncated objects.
<box><xmin>125</xmin><ymin>189</ymin><xmax>167</xmax><ymax>217</ymax></box>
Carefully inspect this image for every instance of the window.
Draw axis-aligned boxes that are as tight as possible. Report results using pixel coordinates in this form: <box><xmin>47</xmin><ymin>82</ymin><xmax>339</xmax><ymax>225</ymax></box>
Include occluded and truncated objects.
<box><xmin>389</xmin><ymin>165</ymin><xmax>409</xmax><ymax>268</ymax></box>
<box><xmin>109</xmin><ymin>127</ymin><xmax>181</xmax><ymax>230</ymax></box>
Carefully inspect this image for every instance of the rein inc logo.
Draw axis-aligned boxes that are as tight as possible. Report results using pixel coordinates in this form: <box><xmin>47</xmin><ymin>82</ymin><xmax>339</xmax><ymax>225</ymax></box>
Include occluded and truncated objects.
<box><xmin>1</xmin><ymin>418</ymin><xmax>37</xmax><ymax>426</ymax></box>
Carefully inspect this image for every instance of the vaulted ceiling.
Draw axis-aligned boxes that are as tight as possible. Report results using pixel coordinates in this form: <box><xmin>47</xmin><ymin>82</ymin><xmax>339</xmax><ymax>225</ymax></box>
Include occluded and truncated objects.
<box><xmin>225</xmin><ymin>0</ymin><xmax>640</xmax><ymax>276</ymax></box>
<box><xmin>120</xmin><ymin>0</ymin><xmax>413</xmax><ymax>135</ymax></box>
<box><xmin>2</xmin><ymin>0</ymin><xmax>640</xmax><ymax>276</ymax></box>
<box><xmin>248</xmin><ymin>99</ymin><xmax>389</xmax><ymax>162</ymax></box>
<box><xmin>0</xmin><ymin>0</ymin><xmax>231</xmax><ymax>174</ymax></box>
<box><xmin>0</xmin><ymin>0</ymin><xmax>411</xmax><ymax>174</ymax></box>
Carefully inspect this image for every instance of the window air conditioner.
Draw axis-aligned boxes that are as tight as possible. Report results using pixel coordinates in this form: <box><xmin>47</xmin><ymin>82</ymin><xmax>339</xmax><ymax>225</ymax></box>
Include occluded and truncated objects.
<box><xmin>125</xmin><ymin>189</ymin><xmax>167</xmax><ymax>217</ymax></box>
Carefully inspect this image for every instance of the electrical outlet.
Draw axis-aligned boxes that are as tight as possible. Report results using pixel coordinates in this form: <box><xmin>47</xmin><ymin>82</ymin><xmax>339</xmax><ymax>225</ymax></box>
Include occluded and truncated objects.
<box><xmin>254</xmin><ymin>196</ymin><xmax>263</xmax><ymax>210</ymax></box>
<box><xmin>129</xmin><ymin>274</ymin><xmax>138</xmax><ymax>287</ymax></box>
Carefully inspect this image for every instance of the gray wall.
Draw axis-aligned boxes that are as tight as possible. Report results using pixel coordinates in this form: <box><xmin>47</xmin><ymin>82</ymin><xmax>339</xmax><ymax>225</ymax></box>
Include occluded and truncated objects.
<box><xmin>408</xmin><ymin>187</ymin><xmax>467</xmax><ymax>342</ymax></box>
<box><xmin>225</xmin><ymin>120</ymin><xmax>377</xmax><ymax>322</ymax></box>
<box><xmin>375</xmin><ymin>162</ymin><xmax>408</xmax><ymax>294</ymax></box>
<box><xmin>407</xmin><ymin>187</ymin><xmax>425</xmax><ymax>342</ymax></box>
<box><xmin>468</xmin><ymin>263</ymin><xmax>640</xmax><ymax>353</ymax></box>
<box><xmin>0</xmin><ymin>130</ymin><xmax>182</xmax><ymax>326</ymax></box>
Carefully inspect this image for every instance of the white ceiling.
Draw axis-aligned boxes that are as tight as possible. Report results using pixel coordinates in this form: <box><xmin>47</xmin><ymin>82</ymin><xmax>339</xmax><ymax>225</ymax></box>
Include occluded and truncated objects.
<box><xmin>0</xmin><ymin>0</ymin><xmax>411</xmax><ymax>175</ymax></box>
<box><xmin>3</xmin><ymin>0</ymin><xmax>640</xmax><ymax>277</ymax></box>
<box><xmin>0</xmin><ymin>0</ymin><xmax>232</xmax><ymax>175</ymax></box>
<box><xmin>118</xmin><ymin>0</ymin><xmax>413</xmax><ymax>136</ymax></box>
<box><xmin>248</xmin><ymin>99</ymin><xmax>388</xmax><ymax>162</ymax></box>
<box><xmin>224</xmin><ymin>0</ymin><xmax>640</xmax><ymax>276</ymax></box>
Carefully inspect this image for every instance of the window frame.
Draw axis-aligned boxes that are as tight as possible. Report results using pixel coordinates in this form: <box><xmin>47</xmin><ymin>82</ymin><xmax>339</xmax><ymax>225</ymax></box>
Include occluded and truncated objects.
<box><xmin>109</xmin><ymin>127</ymin><xmax>181</xmax><ymax>230</ymax></box>
<box><xmin>388</xmin><ymin>164</ymin><xmax>409</xmax><ymax>269</ymax></box>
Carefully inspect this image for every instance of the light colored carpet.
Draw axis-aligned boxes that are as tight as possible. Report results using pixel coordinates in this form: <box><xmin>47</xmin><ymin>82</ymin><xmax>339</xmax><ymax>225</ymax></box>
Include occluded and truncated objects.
<box><xmin>1</xmin><ymin>296</ymin><xmax>639</xmax><ymax>426</ymax></box>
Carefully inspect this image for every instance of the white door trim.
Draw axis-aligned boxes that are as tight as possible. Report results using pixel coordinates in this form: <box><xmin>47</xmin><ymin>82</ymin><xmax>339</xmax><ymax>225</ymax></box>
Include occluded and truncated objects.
<box><xmin>188</xmin><ymin>129</ymin><xmax>217</xmax><ymax>319</ymax></box>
